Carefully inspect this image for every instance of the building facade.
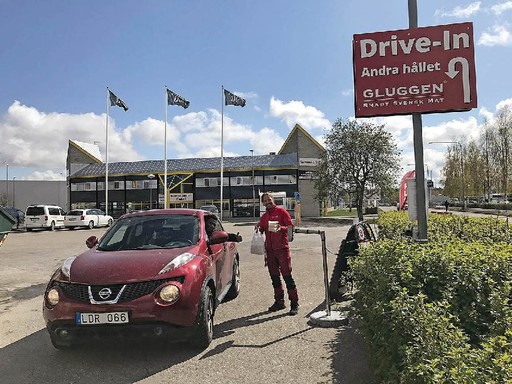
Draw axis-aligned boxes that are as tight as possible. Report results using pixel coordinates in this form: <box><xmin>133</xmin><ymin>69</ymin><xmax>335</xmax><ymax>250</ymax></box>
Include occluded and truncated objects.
<box><xmin>67</xmin><ymin>124</ymin><xmax>325</xmax><ymax>219</ymax></box>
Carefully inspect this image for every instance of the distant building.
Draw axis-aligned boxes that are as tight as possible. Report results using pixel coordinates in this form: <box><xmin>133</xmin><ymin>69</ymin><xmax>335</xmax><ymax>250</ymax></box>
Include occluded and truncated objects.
<box><xmin>67</xmin><ymin>124</ymin><xmax>325</xmax><ymax>218</ymax></box>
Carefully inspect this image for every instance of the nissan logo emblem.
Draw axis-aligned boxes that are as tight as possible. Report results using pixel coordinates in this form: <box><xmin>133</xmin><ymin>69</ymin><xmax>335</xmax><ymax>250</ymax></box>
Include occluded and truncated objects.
<box><xmin>98</xmin><ymin>288</ymin><xmax>112</xmax><ymax>300</ymax></box>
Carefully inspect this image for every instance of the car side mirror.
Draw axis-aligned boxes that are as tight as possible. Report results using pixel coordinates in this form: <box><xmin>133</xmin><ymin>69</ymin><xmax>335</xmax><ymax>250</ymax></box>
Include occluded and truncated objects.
<box><xmin>209</xmin><ymin>230</ymin><xmax>229</xmax><ymax>245</ymax></box>
<box><xmin>227</xmin><ymin>232</ymin><xmax>243</xmax><ymax>242</ymax></box>
<box><xmin>86</xmin><ymin>236</ymin><xmax>98</xmax><ymax>249</ymax></box>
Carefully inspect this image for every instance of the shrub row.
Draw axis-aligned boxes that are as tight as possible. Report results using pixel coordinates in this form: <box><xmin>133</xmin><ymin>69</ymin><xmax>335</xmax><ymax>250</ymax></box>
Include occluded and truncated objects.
<box><xmin>351</xmin><ymin>212</ymin><xmax>512</xmax><ymax>383</ymax></box>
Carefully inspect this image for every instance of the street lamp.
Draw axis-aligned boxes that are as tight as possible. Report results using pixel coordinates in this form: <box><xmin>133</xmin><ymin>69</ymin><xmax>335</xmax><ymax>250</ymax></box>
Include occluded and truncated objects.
<box><xmin>250</xmin><ymin>150</ymin><xmax>255</xmax><ymax>217</ymax></box>
<box><xmin>147</xmin><ymin>174</ymin><xmax>155</xmax><ymax>209</ymax></box>
<box><xmin>429</xmin><ymin>141</ymin><xmax>465</xmax><ymax>211</ymax></box>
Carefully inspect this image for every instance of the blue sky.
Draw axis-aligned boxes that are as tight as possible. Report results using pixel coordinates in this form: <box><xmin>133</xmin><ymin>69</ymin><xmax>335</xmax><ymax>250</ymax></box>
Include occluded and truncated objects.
<box><xmin>1</xmin><ymin>1</ymin><xmax>511</xmax><ymax>185</ymax></box>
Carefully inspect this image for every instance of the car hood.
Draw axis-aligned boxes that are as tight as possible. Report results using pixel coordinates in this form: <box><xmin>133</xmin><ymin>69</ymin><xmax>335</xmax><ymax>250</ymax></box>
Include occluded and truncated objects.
<box><xmin>68</xmin><ymin>246</ymin><xmax>199</xmax><ymax>284</ymax></box>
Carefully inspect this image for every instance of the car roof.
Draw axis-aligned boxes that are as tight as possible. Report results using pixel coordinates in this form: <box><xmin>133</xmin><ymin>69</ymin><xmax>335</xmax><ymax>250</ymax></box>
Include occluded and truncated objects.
<box><xmin>119</xmin><ymin>208</ymin><xmax>204</xmax><ymax>220</ymax></box>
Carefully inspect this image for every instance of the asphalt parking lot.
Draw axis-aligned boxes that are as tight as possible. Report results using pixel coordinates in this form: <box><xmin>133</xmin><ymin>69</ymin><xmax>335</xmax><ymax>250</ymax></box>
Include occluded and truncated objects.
<box><xmin>0</xmin><ymin>220</ymin><xmax>376</xmax><ymax>384</ymax></box>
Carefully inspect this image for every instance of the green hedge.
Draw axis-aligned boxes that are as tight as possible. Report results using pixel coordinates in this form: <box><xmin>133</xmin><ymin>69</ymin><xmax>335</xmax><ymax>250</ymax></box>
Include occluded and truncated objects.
<box><xmin>351</xmin><ymin>212</ymin><xmax>512</xmax><ymax>383</ymax></box>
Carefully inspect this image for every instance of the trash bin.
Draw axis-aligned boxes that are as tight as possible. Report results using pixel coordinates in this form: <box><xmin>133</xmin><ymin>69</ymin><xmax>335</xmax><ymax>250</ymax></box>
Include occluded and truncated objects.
<box><xmin>0</xmin><ymin>207</ymin><xmax>16</xmax><ymax>247</ymax></box>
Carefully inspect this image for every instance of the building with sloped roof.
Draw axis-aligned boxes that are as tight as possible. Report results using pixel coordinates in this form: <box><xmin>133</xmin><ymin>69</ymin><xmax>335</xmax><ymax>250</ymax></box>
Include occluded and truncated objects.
<box><xmin>67</xmin><ymin>123</ymin><xmax>325</xmax><ymax>219</ymax></box>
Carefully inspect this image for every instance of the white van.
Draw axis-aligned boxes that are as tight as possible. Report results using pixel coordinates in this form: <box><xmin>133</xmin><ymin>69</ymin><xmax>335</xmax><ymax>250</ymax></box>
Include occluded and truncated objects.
<box><xmin>25</xmin><ymin>204</ymin><xmax>66</xmax><ymax>231</ymax></box>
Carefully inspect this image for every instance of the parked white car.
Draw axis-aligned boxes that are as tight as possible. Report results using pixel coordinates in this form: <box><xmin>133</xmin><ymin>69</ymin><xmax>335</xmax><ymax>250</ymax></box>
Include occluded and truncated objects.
<box><xmin>25</xmin><ymin>204</ymin><xmax>66</xmax><ymax>231</ymax></box>
<box><xmin>64</xmin><ymin>209</ymin><xmax>113</xmax><ymax>229</ymax></box>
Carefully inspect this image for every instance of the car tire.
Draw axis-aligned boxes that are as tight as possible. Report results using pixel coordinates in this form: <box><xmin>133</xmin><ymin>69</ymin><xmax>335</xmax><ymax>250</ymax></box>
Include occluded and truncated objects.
<box><xmin>26</xmin><ymin>228</ymin><xmax>32</xmax><ymax>232</ymax></box>
<box><xmin>49</xmin><ymin>333</ymin><xmax>73</xmax><ymax>349</ymax></box>
<box><xmin>223</xmin><ymin>256</ymin><xmax>240</xmax><ymax>302</ymax></box>
<box><xmin>192</xmin><ymin>285</ymin><xmax>214</xmax><ymax>350</ymax></box>
<box><xmin>88</xmin><ymin>221</ymin><xmax>94</xmax><ymax>229</ymax></box>
<box><xmin>107</xmin><ymin>219</ymin><xmax>113</xmax><ymax>227</ymax></box>
<box><xmin>49</xmin><ymin>221</ymin><xmax>56</xmax><ymax>231</ymax></box>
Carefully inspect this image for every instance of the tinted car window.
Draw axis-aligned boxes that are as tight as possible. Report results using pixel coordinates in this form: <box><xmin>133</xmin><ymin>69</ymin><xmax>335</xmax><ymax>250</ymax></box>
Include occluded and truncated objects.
<box><xmin>48</xmin><ymin>208</ymin><xmax>60</xmax><ymax>215</ymax></box>
<box><xmin>67</xmin><ymin>210</ymin><xmax>83</xmax><ymax>216</ymax></box>
<box><xmin>26</xmin><ymin>207</ymin><xmax>44</xmax><ymax>215</ymax></box>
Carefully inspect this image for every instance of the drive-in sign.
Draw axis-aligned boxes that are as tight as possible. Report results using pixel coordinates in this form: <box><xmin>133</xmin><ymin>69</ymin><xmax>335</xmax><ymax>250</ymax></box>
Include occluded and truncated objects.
<box><xmin>353</xmin><ymin>22</ymin><xmax>477</xmax><ymax>117</ymax></box>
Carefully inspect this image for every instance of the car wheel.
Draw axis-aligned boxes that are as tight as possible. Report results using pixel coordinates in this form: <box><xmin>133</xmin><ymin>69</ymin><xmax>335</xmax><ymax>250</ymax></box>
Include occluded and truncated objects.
<box><xmin>88</xmin><ymin>221</ymin><xmax>94</xmax><ymax>229</ymax></box>
<box><xmin>192</xmin><ymin>285</ymin><xmax>214</xmax><ymax>350</ymax></box>
<box><xmin>224</xmin><ymin>256</ymin><xmax>241</xmax><ymax>302</ymax></box>
<box><xmin>49</xmin><ymin>221</ymin><xmax>56</xmax><ymax>231</ymax></box>
<box><xmin>49</xmin><ymin>333</ymin><xmax>73</xmax><ymax>350</ymax></box>
<box><xmin>26</xmin><ymin>228</ymin><xmax>32</xmax><ymax>232</ymax></box>
<box><xmin>107</xmin><ymin>218</ymin><xmax>113</xmax><ymax>227</ymax></box>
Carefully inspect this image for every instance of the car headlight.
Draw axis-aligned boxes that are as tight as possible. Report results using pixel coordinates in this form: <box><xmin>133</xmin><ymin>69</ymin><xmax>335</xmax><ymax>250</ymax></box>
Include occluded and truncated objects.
<box><xmin>47</xmin><ymin>288</ymin><xmax>60</xmax><ymax>306</ymax></box>
<box><xmin>61</xmin><ymin>256</ymin><xmax>77</xmax><ymax>278</ymax></box>
<box><xmin>158</xmin><ymin>252</ymin><xmax>195</xmax><ymax>274</ymax></box>
<box><xmin>159</xmin><ymin>285</ymin><xmax>180</xmax><ymax>304</ymax></box>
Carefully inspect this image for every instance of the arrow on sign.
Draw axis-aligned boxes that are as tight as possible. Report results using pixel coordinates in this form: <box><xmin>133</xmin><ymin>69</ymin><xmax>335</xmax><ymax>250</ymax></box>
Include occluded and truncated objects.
<box><xmin>445</xmin><ymin>57</ymin><xmax>471</xmax><ymax>103</ymax></box>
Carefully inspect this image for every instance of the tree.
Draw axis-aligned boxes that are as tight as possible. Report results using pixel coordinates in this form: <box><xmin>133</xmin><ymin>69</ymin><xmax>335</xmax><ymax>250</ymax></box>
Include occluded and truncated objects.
<box><xmin>315</xmin><ymin>119</ymin><xmax>401</xmax><ymax>221</ymax></box>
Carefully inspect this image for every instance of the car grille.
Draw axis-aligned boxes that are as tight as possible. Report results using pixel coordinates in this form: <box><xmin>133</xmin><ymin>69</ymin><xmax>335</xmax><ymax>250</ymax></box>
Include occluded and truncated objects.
<box><xmin>52</xmin><ymin>277</ymin><xmax>185</xmax><ymax>304</ymax></box>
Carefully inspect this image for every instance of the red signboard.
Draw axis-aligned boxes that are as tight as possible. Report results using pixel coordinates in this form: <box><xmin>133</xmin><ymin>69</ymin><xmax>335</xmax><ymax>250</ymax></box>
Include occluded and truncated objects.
<box><xmin>399</xmin><ymin>170</ymin><xmax>415</xmax><ymax>210</ymax></box>
<box><xmin>353</xmin><ymin>22</ymin><xmax>477</xmax><ymax>117</ymax></box>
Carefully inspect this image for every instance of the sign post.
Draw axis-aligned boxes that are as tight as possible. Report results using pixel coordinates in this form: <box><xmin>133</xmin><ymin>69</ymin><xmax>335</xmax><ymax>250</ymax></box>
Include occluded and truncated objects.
<box><xmin>353</xmin><ymin>6</ymin><xmax>477</xmax><ymax>241</ymax></box>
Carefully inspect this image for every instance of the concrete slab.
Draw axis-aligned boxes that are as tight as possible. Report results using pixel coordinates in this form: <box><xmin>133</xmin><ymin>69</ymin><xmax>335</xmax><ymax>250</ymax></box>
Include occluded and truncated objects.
<box><xmin>309</xmin><ymin>310</ymin><xmax>349</xmax><ymax>328</ymax></box>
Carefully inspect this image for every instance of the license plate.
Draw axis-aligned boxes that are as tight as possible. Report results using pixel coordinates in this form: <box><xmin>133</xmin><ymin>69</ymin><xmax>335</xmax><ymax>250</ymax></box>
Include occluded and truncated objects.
<box><xmin>68</xmin><ymin>218</ymin><xmax>77</xmax><ymax>221</ymax></box>
<box><xmin>76</xmin><ymin>312</ymin><xmax>129</xmax><ymax>325</ymax></box>
<box><xmin>31</xmin><ymin>218</ymin><xmax>38</xmax><ymax>221</ymax></box>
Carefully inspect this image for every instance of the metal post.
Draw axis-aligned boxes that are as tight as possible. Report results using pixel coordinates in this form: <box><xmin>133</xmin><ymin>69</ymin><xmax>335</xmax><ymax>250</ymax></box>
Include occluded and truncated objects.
<box><xmin>148</xmin><ymin>174</ymin><xmax>155</xmax><ymax>210</ymax></box>
<box><xmin>250</xmin><ymin>149</ymin><xmax>255</xmax><ymax>217</ymax></box>
<box><xmin>408</xmin><ymin>0</ymin><xmax>428</xmax><ymax>241</ymax></box>
<box><xmin>294</xmin><ymin>228</ymin><xmax>331</xmax><ymax>315</ymax></box>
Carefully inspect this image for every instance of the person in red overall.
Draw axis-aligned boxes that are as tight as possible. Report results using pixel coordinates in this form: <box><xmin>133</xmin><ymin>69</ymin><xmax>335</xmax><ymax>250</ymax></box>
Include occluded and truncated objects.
<box><xmin>256</xmin><ymin>192</ymin><xmax>299</xmax><ymax>316</ymax></box>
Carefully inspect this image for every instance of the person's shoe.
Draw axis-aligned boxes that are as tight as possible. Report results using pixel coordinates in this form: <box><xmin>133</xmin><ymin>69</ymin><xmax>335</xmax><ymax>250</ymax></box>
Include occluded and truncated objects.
<box><xmin>268</xmin><ymin>301</ymin><xmax>286</xmax><ymax>312</ymax></box>
<box><xmin>289</xmin><ymin>303</ymin><xmax>299</xmax><ymax>316</ymax></box>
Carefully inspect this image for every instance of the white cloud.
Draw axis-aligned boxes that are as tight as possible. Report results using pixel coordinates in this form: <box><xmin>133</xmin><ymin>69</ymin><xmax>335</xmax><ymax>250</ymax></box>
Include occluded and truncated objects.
<box><xmin>0</xmin><ymin>101</ymin><xmax>141</xmax><ymax>170</ymax></box>
<box><xmin>24</xmin><ymin>170</ymin><xmax>65</xmax><ymax>181</ymax></box>
<box><xmin>251</xmin><ymin>127</ymin><xmax>285</xmax><ymax>155</ymax></box>
<box><xmin>478</xmin><ymin>98</ymin><xmax>512</xmax><ymax>126</ymax></box>
<box><xmin>477</xmin><ymin>24</ymin><xmax>512</xmax><ymax>46</ymax></box>
<box><xmin>491</xmin><ymin>1</ymin><xmax>512</xmax><ymax>15</ymax></box>
<box><xmin>369</xmin><ymin>115</ymin><xmax>413</xmax><ymax>137</ymax></box>
<box><xmin>495</xmin><ymin>97</ymin><xmax>512</xmax><ymax>112</ymax></box>
<box><xmin>424</xmin><ymin>116</ymin><xmax>480</xmax><ymax>144</ymax></box>
<box><xmin>269</xmin><ymin>97</ymin><xmax>331</xmax><ymax>131</ymax></box>
<box><xmin>436</xmin><ymin>2</ymin><xmax>481</xmax><ymax>18</ymax></box>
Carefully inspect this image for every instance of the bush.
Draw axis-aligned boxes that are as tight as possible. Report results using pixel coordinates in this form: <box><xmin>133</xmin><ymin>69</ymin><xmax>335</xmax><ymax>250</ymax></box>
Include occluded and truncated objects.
<box><xmin>351</xmin><ymin>212</ymin><xmax>512</xmax><ymax>383</ymax></box>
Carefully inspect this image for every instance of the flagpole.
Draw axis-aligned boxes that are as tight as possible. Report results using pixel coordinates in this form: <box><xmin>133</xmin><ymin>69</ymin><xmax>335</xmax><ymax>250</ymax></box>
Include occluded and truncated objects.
<box><xmin>164</xmin><ymin>87</ymin><xmax>168</xmax><ymax>209</ymax></box>
<box><xmin>105</xmin><ymin>87</ymin><xmax>110</xmax><ymax>216</ymax></box>
<box><xmin>220</xmin><ymin>85</ymin><xmax>224</xmax><ymax>221</ymax></box>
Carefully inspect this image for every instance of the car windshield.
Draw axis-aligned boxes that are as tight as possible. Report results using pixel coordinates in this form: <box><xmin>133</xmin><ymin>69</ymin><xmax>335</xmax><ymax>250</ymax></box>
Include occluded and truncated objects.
<box><xmin>97</xmin><ymin>214</ymin><xmax>200</xmax><ymax>251</ymax></box>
